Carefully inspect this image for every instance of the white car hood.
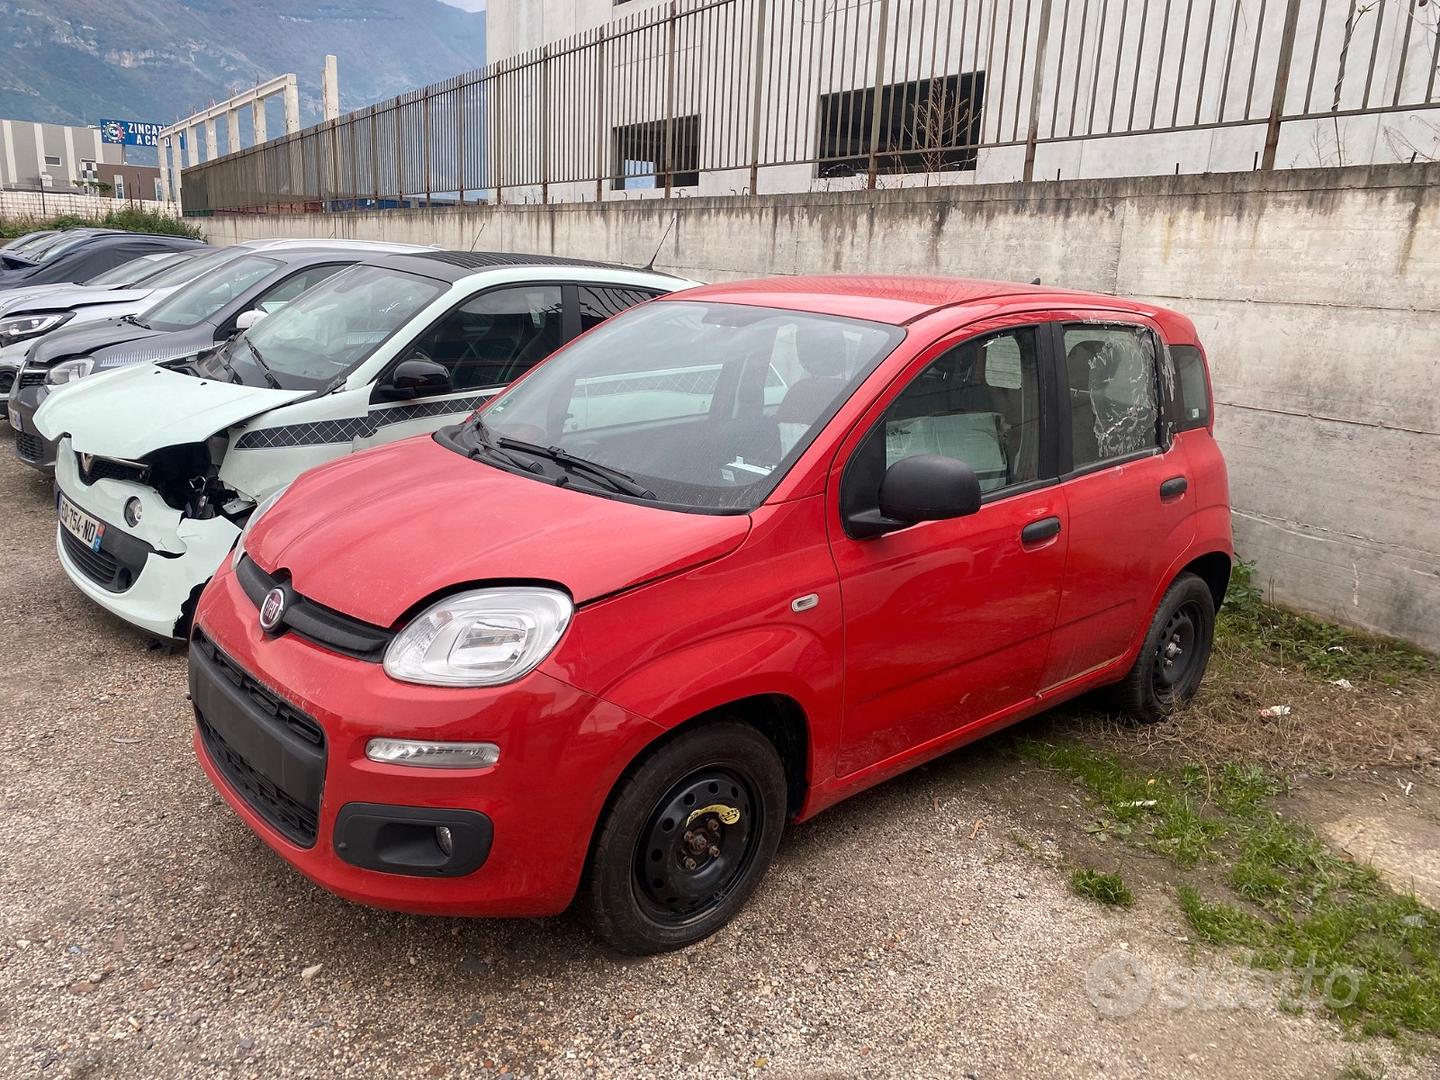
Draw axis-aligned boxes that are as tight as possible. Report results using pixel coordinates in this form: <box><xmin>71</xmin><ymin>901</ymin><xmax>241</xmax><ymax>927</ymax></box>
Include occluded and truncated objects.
<box><xmin>0</xmin><ymin>284</ymin><xmax>156</xmax><ymax>317</ymax></box>
<box><xmin>36</xmin><ymin>363</ymin><xmax>309</xmax><ymax>459</ymax></box>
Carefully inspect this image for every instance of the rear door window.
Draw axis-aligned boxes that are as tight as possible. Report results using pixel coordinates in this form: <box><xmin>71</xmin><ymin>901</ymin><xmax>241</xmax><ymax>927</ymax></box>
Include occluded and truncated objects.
<box><xmin>1061</xmin><ymin>325</ymin><xmax>1161</xmax><ymax>470</ymax></box>
<box><xmin>577</xmin><ymin>285</ymin><xmax>663</xmax><ymax>332</ymax></box>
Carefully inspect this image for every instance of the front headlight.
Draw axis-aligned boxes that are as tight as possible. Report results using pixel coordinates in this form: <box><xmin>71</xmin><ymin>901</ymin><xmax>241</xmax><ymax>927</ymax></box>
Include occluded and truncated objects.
<box><xmin>0</xmin><ymin>311</ymin><xmax>72</xmax><ymax>346</ymax></box>
<box><xmin>383</xmin><ymin>587</ymin><xmax>573</xmax><ymax>688</ymax></box>
<box><xmin>45</xmin><ymin>358</ymin><xmax>94</xmax><ymax>386</ymax></box>
<box><xmin>231</xmin><ymin>483</ymin><xmax>291</xmax><ymax>569</ymax></box>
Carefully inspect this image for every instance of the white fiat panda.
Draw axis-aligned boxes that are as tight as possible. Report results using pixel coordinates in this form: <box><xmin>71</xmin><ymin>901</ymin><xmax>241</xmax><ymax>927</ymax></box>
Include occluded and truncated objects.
<box><xmin>36</xmin><ymin>250</ymin><xmax>694</xmax><ymax>638</ymax></box>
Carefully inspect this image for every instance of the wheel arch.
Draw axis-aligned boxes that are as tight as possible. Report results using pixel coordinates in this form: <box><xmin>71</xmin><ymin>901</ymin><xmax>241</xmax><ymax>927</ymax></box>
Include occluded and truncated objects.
<box><xmin>585</xmin><ymin>692</ymin><xmax>814</xmax><ymax>869</ymax></box>
<box><xmin>1179</xmin><ymin>550</ymin><xmax>1231</xmax><ymax>611</ymax></box>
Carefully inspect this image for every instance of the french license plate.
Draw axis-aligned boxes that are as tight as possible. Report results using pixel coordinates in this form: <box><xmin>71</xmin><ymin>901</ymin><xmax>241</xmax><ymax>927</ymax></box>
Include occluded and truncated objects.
<box><xmin>59</xmin><ymin>495</ymin><xmax>105</xmax><ymax>553</ymax></box>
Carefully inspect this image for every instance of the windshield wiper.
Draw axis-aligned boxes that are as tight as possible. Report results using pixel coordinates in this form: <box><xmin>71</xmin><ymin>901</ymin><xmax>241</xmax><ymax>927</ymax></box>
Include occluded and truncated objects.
<box><xmin>211</xmin><ymin>349</ymin><xmax>242</xmax><ymax>384</ymax></box>
<box><xmin>244</xmin><ymin>340</ymin><xmax>282</xmax><ymax>389</ymax></box>
<box><xmin>468</xmin><ymin>418</ymin><xmax>542</xmax><ymax>474</ymax></box>
<box><xmin>120</xmin><ymin>313</ymin><xmax>150</xmax><ymax>330</ymax></box>
<box><xmin>497</xmin><ymin>437</ymin><xmax>656</xmax><ymax>500</ymax></box>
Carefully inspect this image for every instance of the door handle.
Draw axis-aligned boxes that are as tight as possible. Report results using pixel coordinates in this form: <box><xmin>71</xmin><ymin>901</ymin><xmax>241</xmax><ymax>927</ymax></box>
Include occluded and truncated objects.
<box><xmin>1160</xmin><ymin>476</ymin><xmax>1189</xmax><ymax>499</ymax></box>
<box><xmin>1020</xmin><ymin>516</ymin><xmax>1062</xmax><ymax>545</ymax></box>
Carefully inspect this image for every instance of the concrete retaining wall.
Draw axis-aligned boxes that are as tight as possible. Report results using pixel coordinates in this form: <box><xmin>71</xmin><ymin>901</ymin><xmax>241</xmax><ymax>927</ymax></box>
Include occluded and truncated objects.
<box><xmin>198</xmin><ymin>163</ymin><xmax>1440</xmax><ymax>650</ymax></box>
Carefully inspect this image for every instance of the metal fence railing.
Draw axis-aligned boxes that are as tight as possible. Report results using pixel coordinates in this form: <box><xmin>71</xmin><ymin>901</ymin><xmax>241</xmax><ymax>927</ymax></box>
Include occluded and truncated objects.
<box><xmin>180</xmin><ymin>0</ymin><xmax>1440</xmax><ymax>214</ymax></box>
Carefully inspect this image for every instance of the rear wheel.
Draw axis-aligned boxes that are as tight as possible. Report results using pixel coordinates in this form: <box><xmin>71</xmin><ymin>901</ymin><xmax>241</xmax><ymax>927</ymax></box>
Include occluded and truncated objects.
<box><xmin>1110</xmin><ymin>572</ymin><xmax>1215</xmax><ymax>723</ymax></box>
<box><xmin>579</xmin><ymin>720</ymin><xmax>787</xmax><ymax>954</ymax></box>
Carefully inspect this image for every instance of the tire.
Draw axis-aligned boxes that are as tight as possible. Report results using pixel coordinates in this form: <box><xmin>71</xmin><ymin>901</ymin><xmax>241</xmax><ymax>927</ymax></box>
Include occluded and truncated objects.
<box><xmin>579</xmin><ymin>720</ymin><xmax>787</xmax><ymax>954</ymax></box>
<box><xmin>1110</xmin><ymin>572</ymin><xmax>1216</xmax><ymax>723</ymax></box>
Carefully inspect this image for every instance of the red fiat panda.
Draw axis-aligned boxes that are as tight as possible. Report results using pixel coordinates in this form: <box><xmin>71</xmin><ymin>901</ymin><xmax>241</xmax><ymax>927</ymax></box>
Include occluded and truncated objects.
<box><xmin>190</xmin><ymin>276</ymin><xmax>1230</xmax><ymax>953</ymax></box>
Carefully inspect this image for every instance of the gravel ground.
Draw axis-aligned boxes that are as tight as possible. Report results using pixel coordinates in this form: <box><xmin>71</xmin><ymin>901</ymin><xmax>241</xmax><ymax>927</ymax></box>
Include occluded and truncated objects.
<box><xmin>0</xmin><ymin>436</ymin><xmax>1428</xmax><ymax>1080</ymax></box>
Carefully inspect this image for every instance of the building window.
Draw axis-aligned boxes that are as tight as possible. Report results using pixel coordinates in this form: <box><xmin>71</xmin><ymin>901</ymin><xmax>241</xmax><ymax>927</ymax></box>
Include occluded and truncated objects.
<box><xmin>43</xmin><ymin>154</ymin><xmax>61</xmax><ymax>167</ymax></box>
<box><xmin>114</xmin><ymin>175</ymin><xmax>126</xmax><ymax>199</ymax></box>
<box><xmin>613</xmin><ymin>115</ymin><xmax>700</xmax><ymax>190</ymax></box>
<box><xmin>817</xmin><ymin>72</ymin><xmax>985</xmax><ymax>177</ymax></box>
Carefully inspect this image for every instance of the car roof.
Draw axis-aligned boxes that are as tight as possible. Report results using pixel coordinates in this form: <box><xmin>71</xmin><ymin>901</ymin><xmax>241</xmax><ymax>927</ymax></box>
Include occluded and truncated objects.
<box><xmin>248</xmin><ymin>246</ymin><xmax>401</xmax><ymax>267</ymax></box>
<box><xmin>363</xmin><ymin>249</ymin><xmax>685</xmax><ymax>284</ymax></box>
<box><xmin>665</xmin><ymin>275</ymin><xmax>1178</xmax><ymax>326</ymax></box>
<box><xmin>237</xmin><ymin>238</ymin><xmax>436</xmax><ymax>253</ymax></box>
<box><xmin>80</xmin><ymin>232</ymin><xmax>205</xmax><ymax>247</ymax></box>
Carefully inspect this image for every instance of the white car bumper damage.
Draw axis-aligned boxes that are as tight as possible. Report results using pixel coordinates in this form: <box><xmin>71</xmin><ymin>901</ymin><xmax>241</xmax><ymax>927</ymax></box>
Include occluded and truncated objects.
<box><xmin>53</xmin><ymin>440</ymin><xmax>241</xmax><ymax>638</ymax></box>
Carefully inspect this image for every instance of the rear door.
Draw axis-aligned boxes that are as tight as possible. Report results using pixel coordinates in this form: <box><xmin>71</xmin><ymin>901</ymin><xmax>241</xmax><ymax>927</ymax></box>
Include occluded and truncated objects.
<box><xmin>1040</xmin><ymin>317</ymin><xmax>1196</xmax><ymax>690</ymax></box>
<box><xmin>828</xmin><ymin>317</ymin><xmax>1067</xmax><ymax>777</ymax></box>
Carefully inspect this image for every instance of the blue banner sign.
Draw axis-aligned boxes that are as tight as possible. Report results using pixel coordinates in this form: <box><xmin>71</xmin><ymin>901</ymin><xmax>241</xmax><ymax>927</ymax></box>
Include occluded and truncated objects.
<box><xmin>99</xmin><ymin>119</ymin><xmax>165</xmax><ymax>147</ymax></box>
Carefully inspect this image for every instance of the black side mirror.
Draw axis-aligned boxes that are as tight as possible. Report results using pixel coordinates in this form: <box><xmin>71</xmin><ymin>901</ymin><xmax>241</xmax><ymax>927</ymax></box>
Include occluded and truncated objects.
<box><xmin>380</xmin><ymin>358</ymin><xmax>451</xmax><ymax>400</ymax></box>
<box><xmin>847</xmin><ymin>454</ymin><xmax>983</xmax><ymax>539</ymax></box>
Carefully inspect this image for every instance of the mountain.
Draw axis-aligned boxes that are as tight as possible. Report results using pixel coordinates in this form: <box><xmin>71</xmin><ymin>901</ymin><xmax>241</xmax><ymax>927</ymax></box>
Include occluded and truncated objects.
<box><xmin>0</xmin><ymin>0</ymin><xmax>486</xmax><ymax>131</ymax></box>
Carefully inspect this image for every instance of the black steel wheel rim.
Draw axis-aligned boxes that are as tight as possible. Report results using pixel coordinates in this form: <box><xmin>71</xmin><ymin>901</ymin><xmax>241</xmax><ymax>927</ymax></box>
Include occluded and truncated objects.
<box><xmin>1154</xmin><ymin>600</ymin><xmax>1202</xmax><ymax>695</ymax></box>
<box><xmin>632</xmin><ymin>766</ymin><xmax>760</xmax><ymax>926</ymax></box>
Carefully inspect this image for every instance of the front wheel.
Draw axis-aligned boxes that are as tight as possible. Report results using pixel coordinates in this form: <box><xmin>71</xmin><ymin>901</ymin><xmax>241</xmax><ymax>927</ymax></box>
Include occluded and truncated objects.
<box><xmin>1110</xmin><ymin>572</ymin><xmax>1216</xmax><ymax>723</ymax></box>
<box><xmin>579</xmin><ymin>720</ymin><xmax>787</xmax><ymax>954</ymax></box>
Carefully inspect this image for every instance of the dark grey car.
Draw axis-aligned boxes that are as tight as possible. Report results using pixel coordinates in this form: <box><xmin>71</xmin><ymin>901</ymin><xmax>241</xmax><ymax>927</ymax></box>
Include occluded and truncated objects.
<box><xmin>9</xmin><ymin>244</ymin><xmax>426</xmax><ymax>471</ymax></box>
<box><xmin>0</xmin><ymin>230</ymin><xmax>205</xmax><ymax>290</ymax></box>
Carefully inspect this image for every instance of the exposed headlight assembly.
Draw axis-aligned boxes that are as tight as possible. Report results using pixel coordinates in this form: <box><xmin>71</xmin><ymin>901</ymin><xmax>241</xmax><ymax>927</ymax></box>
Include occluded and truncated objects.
<box><xmin>45</xmin><ymin>357</ymin><xmax>94</xmax><ymax>386</ymax></box>
<box><xmin>384</xmin><ymin>588</ymin><xmax>573</xmax><ymax>688</ymax></box>
<box><xmin>0</xmin><ymin>311</ymin><xmax>72</xmax><ymax>346</ymax></box>
<box><xmin>231</xmin><ymin>483</ymin><xmax>291</xmax><ymax>569</ymax></box>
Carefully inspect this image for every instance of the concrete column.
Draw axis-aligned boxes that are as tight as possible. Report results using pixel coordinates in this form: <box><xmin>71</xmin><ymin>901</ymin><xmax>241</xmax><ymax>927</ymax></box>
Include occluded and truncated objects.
<box><xmin>0</xmin><ymin>120</ymin><xmax>15</xmax><ymax>186</ymax></box>
<box><xmin>322</xmin><ymin>55</ymin><xmax>340</xmax><ymax>121</ymax></box>
<box><xmin>252</xmin><ymin>99</ymin><xmax>268</xmax><ymax>144</ymax></box>
<box><xmin>283</xmin><ymin>76</ymin><xmax>301</xmax><ymax>134</ymax></box>
<box><xmin>62</xmin><ymin>126</ymin><xmax>77</xmax><ymax>185</ymax></box>
<box><xmin>204</xmin><ymin>119</ymin><xmax>218</xmax><ymax>160</ymax></box>
<box><xmin>158</xmin><ymin>138</ymin><xmax>172</xmax><ymax>203</ymax></box>
<box><xmin>186</xmin><ymin>127</ymin><xmax>200</xmax><ymax>166</ymax></box>
<box><xmin>227</xmin><ymin>109</ymin><xmax>242</xmax><ymax>154</ymax></box>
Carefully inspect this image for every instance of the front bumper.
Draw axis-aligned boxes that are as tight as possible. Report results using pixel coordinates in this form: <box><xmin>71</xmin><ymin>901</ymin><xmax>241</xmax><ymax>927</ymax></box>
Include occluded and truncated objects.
<box><xmin>9</xmin><ymin>383</ymin><xmax>57</xmax><ymax>470</ymax></box>
<box><xmin>191</xmin><ymin>561</ymin><xmax>666</xmax><ymax>917</ymax></box>
<box><xmin>53</xmin><ymin>441</ymin><xmax>241</xmax><ymax>638</ymax></box>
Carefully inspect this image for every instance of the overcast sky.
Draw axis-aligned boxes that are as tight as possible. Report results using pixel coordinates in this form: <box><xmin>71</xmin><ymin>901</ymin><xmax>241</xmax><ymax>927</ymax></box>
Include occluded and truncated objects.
<box><xmin>438</xmin><ymin>0</ymin><xmax>486</xmax><ymax>10</ymax></box>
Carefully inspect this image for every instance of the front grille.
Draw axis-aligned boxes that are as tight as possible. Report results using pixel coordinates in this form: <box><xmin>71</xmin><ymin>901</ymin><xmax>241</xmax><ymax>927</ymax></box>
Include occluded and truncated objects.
<box><xmin>60</xmin><ymin>526</ymin><xmax>130</xmax><ymax>592</ymax></box>
<box><xmin>192</xmin><ymin>631</ymin><xmax>325</xmax><ymax>846</ymax></box>
<box><xmin>18</xmin><ymin>369</ymin><xmax>45</xmax><ymax>389</ymax></box>
<box><xmin>15</xmin><ymin>432</ymin><xmax>43</xmax><ymax>463</ymax></box>
<box><xmin>0</xmin><ymin>371</ymin><xmax>13</xmax><ymax>395</ymax></box>
<box><xmin>76</xmin><ymin>453</ymin><xmax>148</xmax><ymax>486</ymax></box>
<box><xmin>236</xmin><ymin>556</ymin><xmax>392</xmax><ymax>660</ymax></box>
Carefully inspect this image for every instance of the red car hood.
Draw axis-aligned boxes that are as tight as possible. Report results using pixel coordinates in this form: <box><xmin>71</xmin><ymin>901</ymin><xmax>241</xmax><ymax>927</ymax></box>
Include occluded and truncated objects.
<box><xmin>247</xmin><ymin>437</ymin><xmax>752</xmax><ymax>627</ymax></box>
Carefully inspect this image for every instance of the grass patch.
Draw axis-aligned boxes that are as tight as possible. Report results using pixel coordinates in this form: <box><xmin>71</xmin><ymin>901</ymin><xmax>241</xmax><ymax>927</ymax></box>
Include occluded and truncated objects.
<box><xmin>1071</xmin><ymin>868</ymin><xmax>1134</xmax><ymax>908</ymax></box>
<box><xmin>1</xmin><ymin>207</ymin><xmax>201</xmax><ymax>240</ymax></box>
<box><xmin>1219</xmin><ymin>561</ymin><xmax>1434</xmax><ymax>687</ymax></box>
<box><xmin>1022</xmin><ymin>739</ymin><xmax>1440</xmax><ymax>1038</ymax></box>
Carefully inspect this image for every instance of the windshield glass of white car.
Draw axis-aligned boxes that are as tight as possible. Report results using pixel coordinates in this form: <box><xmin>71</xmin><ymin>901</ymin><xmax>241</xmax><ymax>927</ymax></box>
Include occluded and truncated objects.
<box><xmin>142</xmin><ymin>254</ymin><xmax>280</xmax><ymax>332</ymax></box>
<box><xmin>222</xmin><ymin>265</ymin><xmax>447</xmax><ymax>390</ymax></box>
<box><xmin>475</xmin><ymin>301</ymin><xmax>905</xmax><ymax>512</ymax></box>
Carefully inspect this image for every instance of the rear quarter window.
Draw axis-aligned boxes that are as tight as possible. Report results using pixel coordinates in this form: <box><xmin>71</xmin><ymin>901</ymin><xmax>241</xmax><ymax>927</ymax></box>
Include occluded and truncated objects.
<box><xmin>1169</xmin><ymin>345</ymin><xmax>1212</xmax><ymax>432</ymax></box>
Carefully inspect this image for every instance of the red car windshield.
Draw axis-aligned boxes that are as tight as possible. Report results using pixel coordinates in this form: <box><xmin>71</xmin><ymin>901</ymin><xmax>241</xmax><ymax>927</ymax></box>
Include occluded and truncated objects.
<box><xmin>478</xmin><ymin>300</ymin><xmax>904</xmax><ymax>512</ymax></box>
